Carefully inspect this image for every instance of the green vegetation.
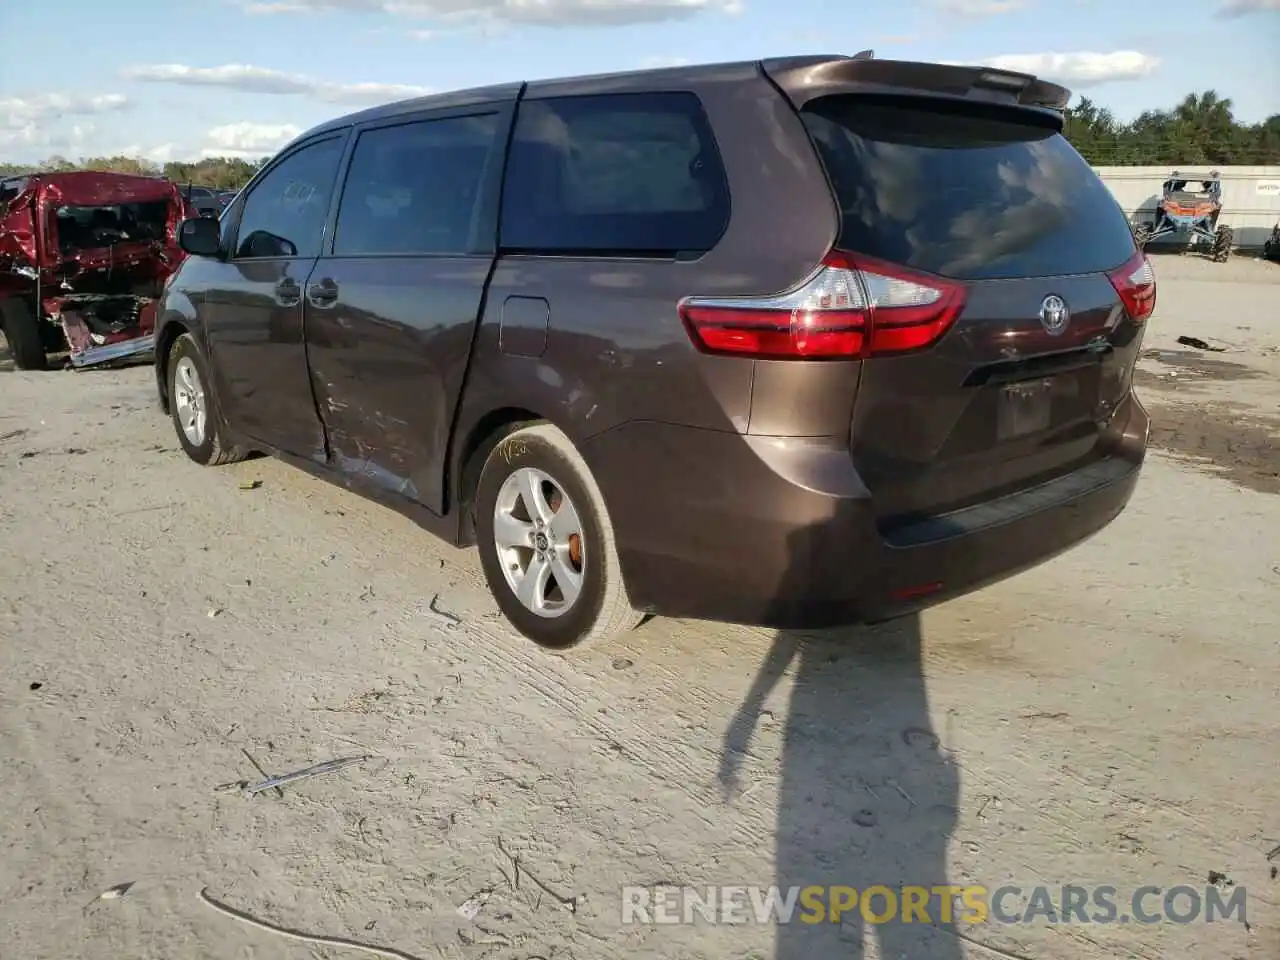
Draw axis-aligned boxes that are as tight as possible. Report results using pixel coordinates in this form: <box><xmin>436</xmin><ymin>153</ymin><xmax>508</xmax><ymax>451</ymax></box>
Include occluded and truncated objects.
<box><xmin>1065</xmin><ymin>92</ymin><xmax>1280</xmax><ymax>166</ymax></box>
<box><xmin>0</xmin><ymin>154</ymin><xmax>268</xmax><ymax>189</ymax></box>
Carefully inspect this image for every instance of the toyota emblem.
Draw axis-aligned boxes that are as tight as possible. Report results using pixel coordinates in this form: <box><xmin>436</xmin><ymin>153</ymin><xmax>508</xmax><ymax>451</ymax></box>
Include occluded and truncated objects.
<box><xmin>1039</xmin><ymin>295</ymin><xmax>1070</xmax><ymax>336</ymax></box>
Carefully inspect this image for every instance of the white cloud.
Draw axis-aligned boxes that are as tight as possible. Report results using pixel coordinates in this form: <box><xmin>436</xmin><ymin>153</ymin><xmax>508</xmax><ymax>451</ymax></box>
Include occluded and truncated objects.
<box><xmin>70</xmin><ymin>124</ymin><xmax>301</xmax><ymax>165</ymax></box>
<box><xmin>121</xmin><ymin>63</ymin><xmax>430</xmax><ymax>106</ymax></box>
<box><xmin>937</xmin><ymin>0</ymin><xmax>1028</xmax><ymax>17</ymax></box>
<box><xmin>0</xmin><ymin>125</ymin><xmax>52</xmax><ymax>152</ymax></box>
<box><xmin>0</xmin><ymin>94</ymin><xmax>129</xmax><ymax>154</ymax></box>
<box><xmin>235</xmin><ymin>0</ymin><xmax>740</xmax><ymax>27</ymax></box>
<box><xmin>964</xmin><ymin>51</ymin><xmax>1160</xmax><ymax>87</ymax></box>
<box><xmin>4</xmin><ymin>116</ymin><xmax>304</xmax><ymax>165</ymax></box>
<box><xmin>1</xmin><ymin>93</ymin><xmax>129</xmax><ymax>131</ymax></box>
<box><xmin>73</xmin><ymin>140</ymin><xmax>199</xmax><ymax>163</ymax></box>
<box><xmin>1218</xmin><ymin>0</ymin><xmax>1279</xmax><ymax>14</ymax></box>
<box><xmin>69</xmin><ymin>124</ymin><xmax>98</xmax><ymax>148</ymax></box>
<box><xmin>141</xmin><ymin>144</ymin><xmax>180</xmax><ymax>164</ymax></box>
<box><xmin>202</xmin><ymin>121</ymin><xmax>304</xmax><ymax>158</ymax></box>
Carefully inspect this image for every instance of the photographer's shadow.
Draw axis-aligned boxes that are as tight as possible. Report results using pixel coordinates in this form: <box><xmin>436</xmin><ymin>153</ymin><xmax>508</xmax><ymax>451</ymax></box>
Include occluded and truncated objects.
<box><xmin>721</xmin><ymin>524</ymin><xmax>963</xmax><ymax>959</ymax></box>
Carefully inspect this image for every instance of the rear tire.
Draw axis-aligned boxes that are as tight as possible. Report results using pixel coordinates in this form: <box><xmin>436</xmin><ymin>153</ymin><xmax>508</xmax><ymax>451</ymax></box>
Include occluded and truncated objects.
<box><xmin>167</xmin><ymin>333</ymin><xmax>246</xmax><ymax>466</ymax></box>
<box><xmin>474</xmin><ymin>423</ymin><xmax>643</xmax><ymax>652</ymax></box>
<box><xmin>1212</xmin><ymin>224</ymin><xmax>1233</xmax><ymax>263</ymax></box>
<box><xmin>0</xmin><ymin>298</ymin><xmax>48</xmax><ymax>371</ymax></box>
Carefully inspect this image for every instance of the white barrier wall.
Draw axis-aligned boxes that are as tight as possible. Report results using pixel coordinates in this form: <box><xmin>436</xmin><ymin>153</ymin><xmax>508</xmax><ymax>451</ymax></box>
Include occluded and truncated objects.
<box><xmin>1092</xmin><ymin>165</ymin><xmax>1280</xmax><ymax>249</ymax></box>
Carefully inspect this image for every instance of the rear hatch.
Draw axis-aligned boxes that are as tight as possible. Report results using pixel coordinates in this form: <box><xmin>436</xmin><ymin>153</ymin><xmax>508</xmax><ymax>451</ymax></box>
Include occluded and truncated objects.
<box><xmin>44</xmin><ymin>187</ymin><xmax>187</xmax><ymax>299</ymax></box>
<box><xmin>798</xmin><ymin>94</ymin><xmax>1150</xmax><ymax>524</ymax></box>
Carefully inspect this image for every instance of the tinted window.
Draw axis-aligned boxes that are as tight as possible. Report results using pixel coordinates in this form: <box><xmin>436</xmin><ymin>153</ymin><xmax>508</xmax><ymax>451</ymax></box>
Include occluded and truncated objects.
<box><xmin>802</xmin><ymin>98</ymin><xmax>1136</xmax><ymax>280</ymax></box>
<box><xmin>501</xmin><ymin>93</ymin><xmax>729</xmax><ymax>255</ymax></box>
<box><xmin>235</xmin><ymin>137</ymin><xmax>343</xmax><ymax>259</ymax></box>
<box><xmin>334</xmin><ymin>113</ymin><xmax>500</xmax><ymax>256</ymax></box>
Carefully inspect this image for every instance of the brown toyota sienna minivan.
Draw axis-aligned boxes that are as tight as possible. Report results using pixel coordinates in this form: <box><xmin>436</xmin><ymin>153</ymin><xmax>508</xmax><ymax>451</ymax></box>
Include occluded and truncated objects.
<box><xmin>156</xmin><ymin>55</ymin><xmax>1153</xmax><ymax>651</ymax></box>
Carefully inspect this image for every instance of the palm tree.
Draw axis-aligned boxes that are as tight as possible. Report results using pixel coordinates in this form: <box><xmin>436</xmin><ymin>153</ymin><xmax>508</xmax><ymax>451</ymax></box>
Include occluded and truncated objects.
<box><xmin>1169</xmin><ymin>91</ymin><xmax>1237</xmax><ymax>163</ymax></box>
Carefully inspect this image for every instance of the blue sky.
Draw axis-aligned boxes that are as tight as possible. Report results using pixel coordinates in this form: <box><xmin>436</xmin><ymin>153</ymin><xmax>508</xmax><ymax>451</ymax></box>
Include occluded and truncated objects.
<box><xmin>2</xmin><ymin>0</ymin><xmax>1277</xmax><ymax>165</ymax></box>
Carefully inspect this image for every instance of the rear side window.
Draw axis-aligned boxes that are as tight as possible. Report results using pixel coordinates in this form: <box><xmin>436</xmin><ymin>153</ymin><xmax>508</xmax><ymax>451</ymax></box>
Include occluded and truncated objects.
<box><xmin>801</xmin><ymin>98</ymin><xmax>1136</xmax><ymax>280</ymax></box>
<box><xmin>334</xmin><ymin>113</ymin><xmax>501</xmax><ymax>256</ymax></box>
<box><xmin>501</xmin><ymin>92</ymin><xmax>729</xmax><ymax>256</ymax></box>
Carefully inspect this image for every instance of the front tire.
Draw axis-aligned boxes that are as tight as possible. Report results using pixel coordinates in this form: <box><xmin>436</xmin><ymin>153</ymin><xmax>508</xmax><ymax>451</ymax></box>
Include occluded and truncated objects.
<box><xmin>167</xmin><ymin>333</ymin><xmax>245</xmax><ymax>466</ymax></box>
<box><xmin>474</xmin><ymin>424</ymin><xmax>642</xmax><ymax>652</ymax></box>
<box><xmin>0</xmin><ymin>298</ymin><xmax>48</xmax><ymax>371</ymax></box>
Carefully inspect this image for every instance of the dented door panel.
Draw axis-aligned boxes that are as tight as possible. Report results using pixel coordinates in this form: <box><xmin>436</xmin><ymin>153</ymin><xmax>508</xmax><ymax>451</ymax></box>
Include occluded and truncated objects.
<box><xmin>204</xmin><ymin>257</ymin><xmax>325</xmax><ymax>459</ymax></box>
<box><xmin>303</xmin><ymin>101</ymin><xmax>515</xmax><ymax>515</ymax></box>
<box><xmin>305</xmin><ymin>257</ymin><xmax>495</xmax><ymax>511</ymax></box>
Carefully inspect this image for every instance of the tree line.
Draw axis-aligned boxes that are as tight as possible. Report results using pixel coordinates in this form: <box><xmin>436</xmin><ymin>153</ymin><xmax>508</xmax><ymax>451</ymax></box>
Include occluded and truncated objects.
<box><xmin>1064</xmin><ymin>91</ymin><xmax>1280</xmax><ymax>166</ymax></box>
<box><xmin>0</xmin><ymin>154</ymin><xmax>268</xmax><ymax>190</ymax></box>
<box><xmin>2</xmin><ymin>89</ymin><xmax>1277</xmax><ymax>188</ymax></box>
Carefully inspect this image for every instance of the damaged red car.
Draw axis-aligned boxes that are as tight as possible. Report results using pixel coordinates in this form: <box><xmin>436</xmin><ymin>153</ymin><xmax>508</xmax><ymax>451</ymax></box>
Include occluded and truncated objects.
<box><xmin>0</xmin><ymin>171</ymin><xmax>193</xmax><ymax>370</ymax></box>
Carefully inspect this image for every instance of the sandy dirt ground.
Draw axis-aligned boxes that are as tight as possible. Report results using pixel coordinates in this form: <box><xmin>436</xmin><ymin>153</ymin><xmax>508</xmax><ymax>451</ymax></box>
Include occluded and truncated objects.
<box><xmin>1</xmin><ymin>254</ymin><xmax>1277</xmax><ymax>960</ymax></box>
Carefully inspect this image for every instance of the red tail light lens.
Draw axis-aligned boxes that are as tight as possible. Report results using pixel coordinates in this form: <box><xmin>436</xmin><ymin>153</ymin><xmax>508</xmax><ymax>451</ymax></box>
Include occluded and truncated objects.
<box><xmin>1107</xmin><ymin>251</ymin><xmax>1156</xmax><ymax>322</ymax></box>
<box><xmin>843</xmin><ymin>253</ymin><xmax>968</xmax><ymax>356</ymax></box>
<box><xmin>678</xmin><ymin>253</ymin><xmax>867</xmax><ymax>359</ymax></box>
<box><xmin>678</xmin><ymin>251</ymin><xmax>966</xmax><ymax>360</ymax></box>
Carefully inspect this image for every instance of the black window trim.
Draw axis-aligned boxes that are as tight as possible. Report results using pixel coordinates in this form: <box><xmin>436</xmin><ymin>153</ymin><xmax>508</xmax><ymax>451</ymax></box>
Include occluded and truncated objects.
<box><xmin>323</xmin><ymin>99</ymin><xmax>518</xmax><ymax>261</ymax></box>
<box><xmin>225</xmin><ymin>130</ymin><xmax>351</xmax><ymax>263</ymax></box>
<box><xmin>496</xmin><ymin>89</ymin><xmax>732</xmax><ymax>262</ymax></box>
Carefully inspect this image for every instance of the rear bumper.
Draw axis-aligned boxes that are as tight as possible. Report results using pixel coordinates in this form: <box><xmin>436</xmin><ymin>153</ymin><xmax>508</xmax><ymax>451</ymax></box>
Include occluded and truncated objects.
<box><xmin>585</xmin><ymin>394</ymin><xmax>1148</xmax><ymax>628</ymax></box>
<box><xmin>57</xmin><ymin>298</ymin><xmax>159</xmax><ymax>369</ymax></box>
<box><xmin>66</xmin><ymin>332</ymin><xmax>156</xmax><ymax>369</ymax></box>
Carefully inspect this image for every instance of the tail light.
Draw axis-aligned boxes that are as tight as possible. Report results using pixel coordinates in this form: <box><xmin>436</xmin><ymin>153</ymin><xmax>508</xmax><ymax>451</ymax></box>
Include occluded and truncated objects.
<box><xmin>678</xmin><ymin>251</ymin><xmax>967</xmax><ymax>360</ymax></box>
<box><xmin>1107</xmin><ymin>251</ymin><xmax>1156</xmax><ymax>322</ymax></box>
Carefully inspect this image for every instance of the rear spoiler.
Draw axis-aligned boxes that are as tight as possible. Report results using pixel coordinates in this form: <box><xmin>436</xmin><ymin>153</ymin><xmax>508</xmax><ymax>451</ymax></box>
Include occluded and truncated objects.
<box><xmin>760</xmin><ymin>56</ymin><xmax>1071</xmax><ymax>119</ymax></box>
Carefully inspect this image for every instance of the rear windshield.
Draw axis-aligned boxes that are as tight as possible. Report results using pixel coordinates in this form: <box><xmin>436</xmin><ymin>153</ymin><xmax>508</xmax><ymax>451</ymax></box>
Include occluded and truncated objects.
<box><xmin>801</xmin><ymin>98</ymin><xmax>1136</xmax><ymax>280</ymax></box>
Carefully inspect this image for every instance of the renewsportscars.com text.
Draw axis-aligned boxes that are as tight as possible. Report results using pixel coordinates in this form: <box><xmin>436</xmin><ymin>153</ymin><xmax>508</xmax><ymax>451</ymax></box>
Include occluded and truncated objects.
<box><xmin>621</xmin><ymin>884</ymin><xmax>1248</xmax><ymax>926</ymax></box>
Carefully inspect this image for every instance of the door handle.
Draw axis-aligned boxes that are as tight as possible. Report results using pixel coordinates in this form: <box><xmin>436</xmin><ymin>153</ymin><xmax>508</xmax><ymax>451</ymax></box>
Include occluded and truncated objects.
<box><xmin>307</xmin><ymin>278</ymin><xmax>339</xmax><ymax>307</ymax></box>
<box><xmin>275</xmin><ymin>277</ymin><xmax>301</xmax><ymax>306</ymax></box>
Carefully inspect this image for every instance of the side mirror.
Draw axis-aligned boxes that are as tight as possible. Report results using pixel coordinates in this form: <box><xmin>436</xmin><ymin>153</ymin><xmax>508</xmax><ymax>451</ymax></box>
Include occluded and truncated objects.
<box><xmin>241</xmin><ymin>229</ymin><xmax>296</xmax><ymax>259</ymax></box>
<box><xmin>178</xmin><ymin>216</ymin><xmax>222</xmax><ymax>258</ymax></box>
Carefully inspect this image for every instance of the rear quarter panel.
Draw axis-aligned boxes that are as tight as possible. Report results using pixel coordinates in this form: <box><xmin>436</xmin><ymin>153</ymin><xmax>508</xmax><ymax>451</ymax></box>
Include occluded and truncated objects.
<box><xmin>455</xmin><ymin>66</ymin><xmax>843</xmax><ymax>465</ymax></box>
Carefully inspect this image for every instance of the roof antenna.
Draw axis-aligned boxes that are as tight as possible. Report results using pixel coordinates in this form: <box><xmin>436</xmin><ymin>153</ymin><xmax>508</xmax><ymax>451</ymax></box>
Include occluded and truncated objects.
<box><xmin>852</xmin><ymin>49</ymin><xmax>875</xmax><ymax>60</ymax></box>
